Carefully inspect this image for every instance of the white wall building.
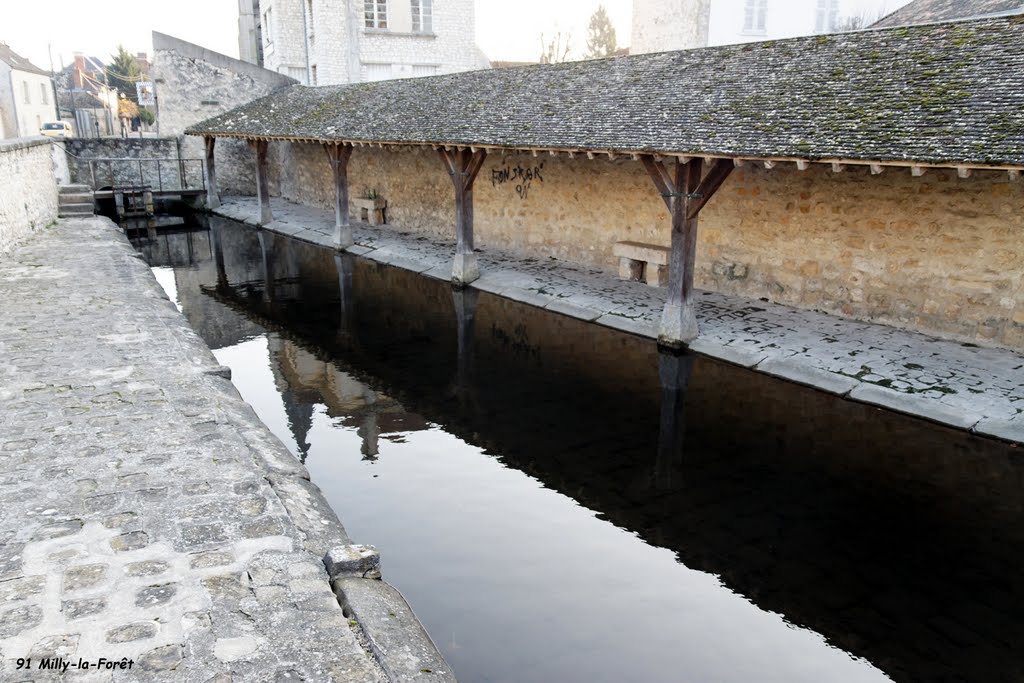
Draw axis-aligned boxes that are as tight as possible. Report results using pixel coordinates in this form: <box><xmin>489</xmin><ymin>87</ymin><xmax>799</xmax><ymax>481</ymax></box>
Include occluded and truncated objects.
<box><xmin>248</xmin><ymin>0</ymin><xmax>488</xmax><ymax>85</ymax></box>
<box><xmin>0</xmin><ymin>43</ymin><xmax>58</xmax><ymax>139</ymax></box>
<box><xmin>633</xmin><ymin>0</ymin><xmax>912</xmax><ymax>54</ymax></box>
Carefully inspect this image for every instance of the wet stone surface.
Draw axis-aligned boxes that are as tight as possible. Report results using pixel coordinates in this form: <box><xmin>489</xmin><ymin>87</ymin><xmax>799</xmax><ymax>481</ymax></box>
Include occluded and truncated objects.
<box><xmin>0</xmin><ymin>218</ymin><xmax>385</xmax><ymax>681</ymax></box>
<box><xmin>215</xmin><ymin>196</ymin><xmax>1024</xmax><ymax>441</ymax></box>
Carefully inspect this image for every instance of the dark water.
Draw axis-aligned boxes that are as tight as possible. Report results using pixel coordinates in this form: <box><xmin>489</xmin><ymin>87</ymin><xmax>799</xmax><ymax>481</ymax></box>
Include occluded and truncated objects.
<box><xmin>132</xmin><ymin>219</ymin><xmax>1024</xmax><ymax>683</ymax></box>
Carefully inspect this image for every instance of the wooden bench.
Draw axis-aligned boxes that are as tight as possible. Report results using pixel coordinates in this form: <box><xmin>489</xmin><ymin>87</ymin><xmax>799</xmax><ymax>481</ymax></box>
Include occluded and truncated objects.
<box><xmin>613</xmin><ymin>241</ymin><xmax>670</xmax><ymax>286</ymax></box>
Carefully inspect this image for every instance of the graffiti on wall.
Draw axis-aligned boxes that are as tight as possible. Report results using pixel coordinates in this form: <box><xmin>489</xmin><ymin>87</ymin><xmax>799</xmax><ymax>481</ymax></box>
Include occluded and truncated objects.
<box><xmin>491</xmin><ymin>162</ymin><xmax>545</xmax><ymax>200</ymax></box>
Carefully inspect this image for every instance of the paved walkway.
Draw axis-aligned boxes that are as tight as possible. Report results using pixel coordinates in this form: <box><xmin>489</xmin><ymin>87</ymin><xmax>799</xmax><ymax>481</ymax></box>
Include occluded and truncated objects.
<box><xmin>216</xmin><ymin>196</ymin><xmax>1024</xmax><ymax>444</ymax></box>
<box><xmin>0</xmin><ymin>217</ymin><xmax>450</xmax><ymax>681</ymax></box>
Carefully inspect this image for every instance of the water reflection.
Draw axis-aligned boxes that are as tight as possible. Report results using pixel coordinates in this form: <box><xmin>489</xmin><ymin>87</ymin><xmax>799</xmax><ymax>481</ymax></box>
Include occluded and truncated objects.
<box><xmin>134</xmin><ymin>220</ymin><xmax>1024</xmax><ymax>683</ymax></box>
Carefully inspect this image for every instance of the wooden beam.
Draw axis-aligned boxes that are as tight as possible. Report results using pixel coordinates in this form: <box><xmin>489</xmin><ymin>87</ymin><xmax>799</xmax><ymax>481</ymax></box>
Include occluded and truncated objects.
<box><xmin>795</xmin><ymin>160</ymin><xmax>810</xmax><ymax>171</ymax></box>
<box><xmin>324</xmin><ymin>143</ymin><xmax>354</xmax><ymax>249</ymax></box>
<box><xmin>957</xmin><ymin>166</ymin><xmax>972</xmax><ymax>179</ymax></box>
<box><xmin>204</xmin><ymin>136</ymin><xmax>220</xmax><ymax>209</ymax></box>
<box><xmin>250</xmin><ymin>139</ymin><xmax>272</xmax><ymax>225</ymax></box>
<box><xmin>439</xmin><ymin>147</ymin><xmax>488</xmax><ymax>286</ymax></box>
<box><xmin>831</xmin><ymin>162</ymin><xmax>845</xmax><ymax>173</ymax></box>
<box><xmin>640</xmin><ymin>155</ymin><xmax>674</xmax><ymax>212</ymax></box>
<box><xmin>911</xmin><ymin>165</ymin><xmax>926</xmax><ymax>177</ymax></box>
<box><xmin>870</xmin><ymin>163</ymin><xmax>884</xmax><ymax>175</ymax></box>
<box><xmin>763</xmin><ymin>160</ymin><xmax>776</xmax><ymax>170</ymax></box>
<box><xmin>1010</xmin><ymin>170</ymin><xmax>1021</xmax><ymax>181</ymax></box>
<box><xmin>686</xmin><ymin>158</ymin><xmax>734</xmax><ymax>220</ymax></box>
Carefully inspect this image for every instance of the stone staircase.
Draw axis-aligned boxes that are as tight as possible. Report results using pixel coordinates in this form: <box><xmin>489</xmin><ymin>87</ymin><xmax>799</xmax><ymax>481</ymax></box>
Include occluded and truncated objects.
<box><xmin>58</xmin><ymin>184</ymin><xmax>95</xmax><ymax>218</ymax></box>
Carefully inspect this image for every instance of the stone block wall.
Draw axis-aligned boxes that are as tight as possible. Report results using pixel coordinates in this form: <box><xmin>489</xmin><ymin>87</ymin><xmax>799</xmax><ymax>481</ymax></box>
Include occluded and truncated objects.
<box><xmin>152</xmin><ymin>32</ymin><xmax>296</xmax><ymax>196</ymax></box>
<box><xmin>63</xmin><ymin>138</ymin><xmax>205</xmax><ymax>190</ymax></box>
<box><xmin>265</xmin><ymin>140</ymin><xmax>1024</xmax><ymax>350</ymax></box>
<box><xmin>0</xmin><ymin>137</ymin><xmax>59</xmax><ymax>256</ymax></box>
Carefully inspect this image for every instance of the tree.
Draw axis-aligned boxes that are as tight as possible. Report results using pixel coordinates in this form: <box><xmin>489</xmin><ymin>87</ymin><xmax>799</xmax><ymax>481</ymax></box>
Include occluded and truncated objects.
<box><xmin>539</xmin><ymin>31</ymin><xmax>573</xmax><ymax>64</ymax></box>
<box><xmin>138</xmin><ymin>108</ymin><xmax>156</xmax><ymax>126</ymax></box>
<box><xmin>107</xmin><ymin>46</ymin><xmax>141</xmax><ymax>100</ymax></box>
<box><xmin>118</xmin><ymin>96</ymin><xmax>139</xmax><ymax>119</ymax></box>
<box><xmin>585</xmin><ymin>4</ymin><xmax>617</xmax><ymax>59</ymax></box>
<box><xmin>833</xmin><ymin>9</ymin><xmax>886</xmax><ymax>32</ymax></box>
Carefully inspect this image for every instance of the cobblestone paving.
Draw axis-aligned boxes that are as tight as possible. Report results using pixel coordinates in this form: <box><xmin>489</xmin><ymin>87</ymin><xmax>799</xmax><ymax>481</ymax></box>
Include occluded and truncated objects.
<box><xmin>0</xmin><ymin>217</ymin><xmax>389</xmax><ymax>681</ymax></box>
<box><xmin>217</xmin><ymin>196</ymin><xmax>1024</xmax><ymax>443</ymax></box>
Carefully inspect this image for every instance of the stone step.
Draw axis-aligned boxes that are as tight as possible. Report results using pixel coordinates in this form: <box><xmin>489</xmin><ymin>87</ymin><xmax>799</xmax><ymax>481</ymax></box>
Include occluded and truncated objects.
<box><xmin>59</xmin><ymin>193</ymin><xmax>93</xmax><ymax>205</ymax></box>
<box><xmin>58</xmin><ymin>203</ymin><xmax>95</xmax><ymax>216</ymax></box>
<box><xmin>58</xmin><ymin>184</ymin><xmax>90</xmax><ymax>194</ymax></box>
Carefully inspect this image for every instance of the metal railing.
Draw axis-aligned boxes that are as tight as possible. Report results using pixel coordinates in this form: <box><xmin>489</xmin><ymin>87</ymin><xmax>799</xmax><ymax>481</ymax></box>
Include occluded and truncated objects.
<box><xmin>84</xmin><ymin>158</ymin><xmax>207</xmax><ymax>194</ymax></box>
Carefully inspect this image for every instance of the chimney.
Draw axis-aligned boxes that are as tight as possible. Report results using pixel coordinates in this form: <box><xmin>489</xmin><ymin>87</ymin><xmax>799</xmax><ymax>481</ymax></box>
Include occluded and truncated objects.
<box><xmin>73</xmin><ymin>53</ymin><xmax>86</xmax><ymax>88</ymax></box>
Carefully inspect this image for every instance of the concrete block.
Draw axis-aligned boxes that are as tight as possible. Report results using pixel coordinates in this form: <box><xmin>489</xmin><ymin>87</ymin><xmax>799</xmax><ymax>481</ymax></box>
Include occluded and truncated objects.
<box><xmin>619</xmin><ymin>257</ymin><xmax>643</xmax><ymax>282</ymax></box>
<box><xmin>848</xmin><ymin>384</ymin><xmax>983</xmax><ymax>431</ymax></box>
<box><xmin>687</xmin><ymin>338</ymin><xmax>768</xmax><ymax>368</ymax></box>
<box><xmin>972</xmin><ymin>416</ymin><xmax>1024</xmax><ymax>444</ymax></box>
<box><xmin>546</xmin><ymin>299</ymin><xmax>602</xmax><ymax>322</ymax></box>
<box><xmin>756</xmin><ymin>356</ymin><xmax>859</xmax><ymax>396</ymax></box>
<box><xmin>644</xmin><ymin>264</ymin><xmax>668</xmax><ymax>287</ymax></box>
<box><xmin>324</xmin><ymin>545</ymin><xmax>381</xmax><ymax>580</ymax></box>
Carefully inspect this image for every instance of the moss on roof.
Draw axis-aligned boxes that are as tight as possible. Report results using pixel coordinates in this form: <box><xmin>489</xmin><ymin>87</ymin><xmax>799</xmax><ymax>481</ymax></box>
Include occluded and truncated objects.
<box><xmin>187</xmin><ymin>16</ymin><xmax>1024</xmax><ymax>167</ymax></box>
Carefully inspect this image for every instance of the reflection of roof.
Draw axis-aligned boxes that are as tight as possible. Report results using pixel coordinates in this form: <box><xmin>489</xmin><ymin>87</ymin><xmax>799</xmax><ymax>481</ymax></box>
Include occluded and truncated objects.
<box><xmin>187</xmin><ymin>16</ymin><xmax>1024</xmax><ymax>169</ymax></box>
<box><xmin>873</xmin><ymin>0</ymin><xmax>1024</xmax><ymax>27</ymax></box>
<box><xmin>0</xmin><ymin>43</ymin><xmax>50</xmax><ymax>76</ymax></box>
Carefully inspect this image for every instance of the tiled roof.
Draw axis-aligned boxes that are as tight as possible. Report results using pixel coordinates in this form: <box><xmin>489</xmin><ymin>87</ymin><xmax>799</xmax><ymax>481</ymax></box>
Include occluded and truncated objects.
<box><xmin>873</xmin><ymin>0</ymin><xmax>1024</xmax><ymax>27</ymax></box>
<box><xmin>0</xmin><ymin>43</ymin><xmax>50</xmax><ymax>76</ymax></box>
<box><xmin>188</xmin><ymin>16</ymin><xmax>1024</xmax><ymax>168</ymax></box>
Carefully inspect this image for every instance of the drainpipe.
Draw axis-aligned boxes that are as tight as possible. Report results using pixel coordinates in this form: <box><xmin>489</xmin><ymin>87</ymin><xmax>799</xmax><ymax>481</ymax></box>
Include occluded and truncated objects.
<box><xmin>300</xmin><ymin>0</ymin><xmax>311</xmax><ymax>85</ymax></box>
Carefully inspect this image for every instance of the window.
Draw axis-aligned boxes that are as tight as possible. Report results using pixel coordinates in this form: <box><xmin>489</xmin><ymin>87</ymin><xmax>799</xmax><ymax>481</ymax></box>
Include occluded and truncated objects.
<box><xmin>23</xmin><ymin>81</ymin><xmax>30</xmax><ymax>104</ymax></box>
<box><xmin>411</xmin><ymin>0</ymin><xmax>432</xmax><ymax>33</ymax></box>
<box><xmin>364</xmin><ymin>62</ymin><xmax>392</xmax><ymax>81</ymax></box>
<box><xmin>365</xmin><ymin>0</ymin><xmax>387</xmax><ymax>29</ymax></box>
<box><xmin>815</xmin><ymin>0</ymin><xmax>839</xmax><ymax>33</ymax></box>
<box><xmin>412</xmin><ymin>64</ymin><xmax>436</xmax><ymax>77</ymax></box>
<box><xmin>40</xmin><ymin>83</ymin><xmax>48</xmax><ymax>104</ymax></box>
<box><xmin>743</xmin><ymin>0</ymin><xmax>767</xmax><ymax>34</ymax></box>
<box><xmin>307</xmin><ymin>0</ymin><xmax>314</xmax><ymax>39</ymax></box>
<box><xmin>263</xmin><ymin>7</ymin><xmax>273</xmax><ymax>44</ymax></box>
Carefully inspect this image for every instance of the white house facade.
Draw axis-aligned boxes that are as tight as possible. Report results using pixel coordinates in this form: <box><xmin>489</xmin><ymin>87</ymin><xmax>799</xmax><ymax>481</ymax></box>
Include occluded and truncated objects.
<box><xmin>247</xmin><ymin>0</ymin><xmax>487</xmax><ymax>85</ymax></box>
<box><xmin>0</xmin><ymin>44</ymin><xmax>58</xmax><ymax>139</ymax></box>
<box><xmin>632</xmin><ymin>0</ymin><xmax>909</xmax><ymax>53</ymax></box>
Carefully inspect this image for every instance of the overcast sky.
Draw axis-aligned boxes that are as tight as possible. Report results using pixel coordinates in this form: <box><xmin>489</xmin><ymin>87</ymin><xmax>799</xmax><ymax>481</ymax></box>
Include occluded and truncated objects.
<box><xmin>3</xmin><ymin>0</ymin><xmax>910</xmax><ymax>72</ymax></box>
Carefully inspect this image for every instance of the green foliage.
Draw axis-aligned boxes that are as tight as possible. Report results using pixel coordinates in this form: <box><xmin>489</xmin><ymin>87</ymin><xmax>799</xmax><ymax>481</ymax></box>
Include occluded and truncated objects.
<box><xmin>107</xmin><ymin>46</ymin><xmax>141</xmax><ymax>100</ymax></box>
<box><xmin>138</xmin><ymin>108</ymin><xmax>156</xmax><ymax>126</ymax></box>
<box><xmin>585</xmin><ymin>4</ymin><xmax>617</xmax><ymax>59</ymax></box>
<box><xmin>539</xmin><ymin>32</ymin><xmax>572</xmax><ymax>64</ymax></box>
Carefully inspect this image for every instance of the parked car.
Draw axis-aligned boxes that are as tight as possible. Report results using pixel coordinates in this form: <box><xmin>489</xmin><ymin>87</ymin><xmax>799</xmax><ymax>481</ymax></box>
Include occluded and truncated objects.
<box><xmin>40</xmin><ymin>121</ymin><xmax>73</xmax><ymax>138</ymax></box>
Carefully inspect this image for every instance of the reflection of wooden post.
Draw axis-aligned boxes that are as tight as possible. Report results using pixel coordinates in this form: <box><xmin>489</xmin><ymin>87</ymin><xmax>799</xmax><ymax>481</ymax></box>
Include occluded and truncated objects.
<box><xmin>655</xmin><ymin>348</ymin><xmax>694</xmax><ymax>489</ymax></box>
<box><xmin>251</xmin><ymin>139</ymin><xmax>272</xmax><ymax>225</ymax></box>
<box><xmin>439</xmin><ymin>148</ymin><xmax>487</xmax><ymax>286</ymax></box>
<box><xmin>642</xmin><ymin>156</ymin><xmax>733</xmax><ymax>347</ymax></box>
<box><xmin>205</xmin><ymin>136</ymin><xmax>220</xmax><ymax>209</ymax></box>
<box><xmin>324</xmin><ymin>143</ymin><xmax>353</xmax><ymax>249</ymax></box>
<box><xmin>452</xmin><ymin>287</ymin><xmax>479</xmax><ymax>392</ymax></box>
<box><xmin>211</xmin><ymin>221</ymin><xmax>227</xmax><ymax>286</ymax></box>
<box><xmin>257</xmin><ymin>229</ymin><xmax>274</xmax><ymax>303</ymax></box>
<box><xmin>360</xmin><ymin>390</ymin><xmax>379</xmax><ymax>460</ymax></box>
<box><xmin>335</xmin><ymin>252</ymin><xmax>355</xmax><ymax>339</ymax></box>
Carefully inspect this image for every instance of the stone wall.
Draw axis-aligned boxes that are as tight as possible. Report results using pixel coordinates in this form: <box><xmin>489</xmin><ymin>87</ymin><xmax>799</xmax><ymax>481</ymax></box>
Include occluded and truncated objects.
<box><xmin>265</xmin><ymin>140</ymin><xmax>1024</xmax><ymax>350</ymax></box>
<box><xmin>152</xmin><ymin>32</ymin><xmax>296</xmax><ymax>196</ymax></box>
<box><xmin>0</xmin><ymin>137</ymin><xmax>59</xmax><ymax>255</ymax></box>
<box><xmin>63</xmin><ymin>137</ymin><xmax>205</xmax><ymax>190</ymax></box>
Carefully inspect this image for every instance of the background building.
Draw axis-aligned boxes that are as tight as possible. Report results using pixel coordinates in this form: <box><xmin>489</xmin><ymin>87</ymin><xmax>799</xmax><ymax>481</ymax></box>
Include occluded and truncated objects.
<box><xmin>240</xmin><ymin>0</ymin><xmax>488</xmax><ymax>85</ymax></box>
<box><xmin>0</xmin><ymin>43</ymin><xmax>58</xmax><ymax>138</ymax></box>
<box><xmin>632</xmin><ymin>0</ymin><xmax>911</xmax><ymax>53</ymax></box>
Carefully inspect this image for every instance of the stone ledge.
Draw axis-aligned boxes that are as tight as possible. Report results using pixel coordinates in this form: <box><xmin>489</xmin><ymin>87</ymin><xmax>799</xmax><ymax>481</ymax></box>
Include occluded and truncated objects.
<box><xmin>0</xmin><ymin>136</ymin><xmax>54</xmax><ymax>154</ymax></box>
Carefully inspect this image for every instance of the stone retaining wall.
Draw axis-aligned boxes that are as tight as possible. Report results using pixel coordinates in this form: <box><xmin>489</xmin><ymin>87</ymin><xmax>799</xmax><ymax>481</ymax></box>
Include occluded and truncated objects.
<box><xmin>64</xmin><ymin>137</ymin><xmax>205</xmax><ymax>190</ymax></box>
<box><xmin>152</xmin><ymin>32</ymin><xmax>296</xmax><ymax>197</ymax></box>
<box><xmin>264</xmin><ymin>141</ymin><xmax>1024</xmax><ymax>350</ymax></box>
<box><xmin>0</xmin><ymin>137</ymin><xmax>59</xmax><ymax>256</ymax></box>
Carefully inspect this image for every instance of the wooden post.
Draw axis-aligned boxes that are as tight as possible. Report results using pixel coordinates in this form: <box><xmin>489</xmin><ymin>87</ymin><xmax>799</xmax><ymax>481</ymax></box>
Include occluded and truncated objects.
<box><xmin>324</xmin><ymin>143</ymin><xmax>354</xmax><ymax>249</ymax></box>
<box><xmin>204</xmin><ymin>136</ymin><xmax>220</xmax><ymax>209</ymax></box>
<box><xmin>642</xmin><ymin>156</ymin><xmax>734</xmax><ymax>347</ymax></box>
<box><xmin>439</xmin><ymin>148</ymin><xmax>487</xmax><ymax>286</ymax></box>
<box><xmin>251</xmin><ymin>139</ymin><xmax>272</xmax><ymax>225</ymax></box>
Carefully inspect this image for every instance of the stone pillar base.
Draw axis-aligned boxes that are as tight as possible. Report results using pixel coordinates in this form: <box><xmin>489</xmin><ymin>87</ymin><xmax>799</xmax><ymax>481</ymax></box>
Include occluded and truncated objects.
<box><xmin>334</xmin><ymin>223</ymin><xmax>353</xmax><ymax>250</ymax></box>
<box><xmin>658</xmin><ymin>301</ymin><xmax>699</xmax><ymax>348</ymax></box>
<box><xmin>452</xmin><ymin>252</ymin><xmax>480</xmax><ymax>286</ymax></box>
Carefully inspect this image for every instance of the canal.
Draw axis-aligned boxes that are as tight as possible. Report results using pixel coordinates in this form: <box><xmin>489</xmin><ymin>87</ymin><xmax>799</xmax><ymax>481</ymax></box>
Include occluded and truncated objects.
<box><xmin>132</xmin><ymin>218</ymin><xmax>1024</xmax><ymax>683</ymax></box>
